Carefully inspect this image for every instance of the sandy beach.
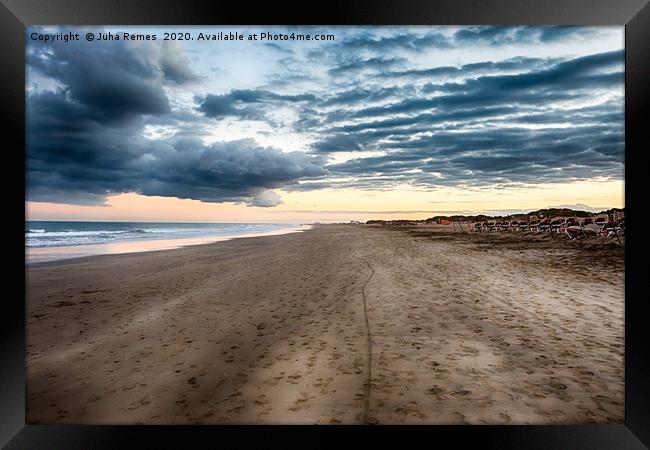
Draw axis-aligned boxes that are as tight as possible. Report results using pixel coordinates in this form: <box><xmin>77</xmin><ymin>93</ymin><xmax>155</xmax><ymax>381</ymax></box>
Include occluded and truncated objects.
<box><xmin>26</xmin><ymin>224</ymin><xmax>624</xmax><ymax>424</ymax></box>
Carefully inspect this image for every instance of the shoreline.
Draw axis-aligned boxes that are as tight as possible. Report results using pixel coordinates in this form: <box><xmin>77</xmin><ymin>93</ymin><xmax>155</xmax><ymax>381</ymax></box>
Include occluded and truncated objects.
<box><xmin>26</xmin><ymin>224</ymin><xmax>624</xmax><ymax>424</ymax></box>
<box><xmin>26</xmin><ymin>224</ymin><xmax>311</xmax><ymax>265</ymax></box>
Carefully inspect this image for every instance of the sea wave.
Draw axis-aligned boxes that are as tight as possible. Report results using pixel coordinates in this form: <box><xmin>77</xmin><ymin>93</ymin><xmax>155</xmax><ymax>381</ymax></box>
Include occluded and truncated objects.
<box><xmin>25</xmin><ymin>222</ymin><xmax>296</xmax><ymax>248</ymax></box>
<box><xmin>25</xmin><ymin>229</ymin><xmax>148</xmax><ymax>238</ymax></box>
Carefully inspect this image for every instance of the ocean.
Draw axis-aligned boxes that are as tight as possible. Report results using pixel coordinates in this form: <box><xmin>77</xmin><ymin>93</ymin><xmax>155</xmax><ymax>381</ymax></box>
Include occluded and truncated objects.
<box><xmin>25</xmin><ymin>221</ymin><xmax>306</xmax><ymax>263</ymax></box>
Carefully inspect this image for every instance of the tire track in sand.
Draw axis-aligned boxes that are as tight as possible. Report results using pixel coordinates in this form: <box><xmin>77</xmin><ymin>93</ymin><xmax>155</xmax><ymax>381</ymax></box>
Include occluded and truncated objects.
<box><xmin>353</xmin><ymin>249</ymin><xmax>377</xmax><ymax>424</ymax></box>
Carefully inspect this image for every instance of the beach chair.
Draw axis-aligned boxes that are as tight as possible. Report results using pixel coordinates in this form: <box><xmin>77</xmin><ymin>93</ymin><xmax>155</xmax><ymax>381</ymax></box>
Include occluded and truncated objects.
<box><xmin>594</xmin><ymin>217</ymin><xmax>607</xmax><ymax>227</ymax></box>
<box><xmin>563</xmin><ymin>218</ymin><xmax>581</xmax><ymax>239</ymax></box>
<box><xmin>538</xmin><ymin>218</ymin><xmax>551</xmax><ymax>232</ymax></box>
<box><xmin>563</xmin><ymin>218</ymin><xmax>577</xmax><ymax>232</ymax></box>
<box><xmin>550</xmin><ymin>218</ymin><xmax>565</xmax><ymax>234</ymax></box>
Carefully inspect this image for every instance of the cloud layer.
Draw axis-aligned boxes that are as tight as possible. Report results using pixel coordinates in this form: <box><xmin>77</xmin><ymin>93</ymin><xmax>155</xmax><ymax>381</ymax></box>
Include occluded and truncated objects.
<box><xmin>27</xmin><ymin>29</ymin><xmax>325</xmax><ymax>206</ymax></box>
<box><xmin>27</xmin><ymin>26</ymin><xmax>624</xmax><ymax>207</ymax></box>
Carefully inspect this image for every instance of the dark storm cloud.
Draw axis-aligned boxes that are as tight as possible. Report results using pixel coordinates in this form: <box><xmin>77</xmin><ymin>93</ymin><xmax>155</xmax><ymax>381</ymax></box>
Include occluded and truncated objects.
<box><xmin>311</xmin><ymin>106</ymin><xmax>521</xmax><ymax>153</ymax></box>
<box><xmin>27</xmin><ymin>27</ymin><xmax>203</xmax><ymax>125</ymax></box>
<box><xmin>159</xmin><ymin>46</ymin><xmax>202</xmax><ymax>84</ymax></box>
<box><xmin>327</xmin><ymin>57</ymin><xmax>406</xmax><ymax>76</ymax></box>
<box><xmin>196</xmin><ymin>89</ymin><xmax>316</xmax><ymax>120</ymax></box>
<box><xmin>328</xmin><ymin>106</ymin><xmax>519</xmax><ymax>134</ymax></box>
<box><xmin>311</xmin><ymin>134</ymin><xmax>364</xmax><ymax>153</ymax></box>
<box><xmin>27</xmin><ymin>30</ymin><xmax>326</xmax><ymax>206</ymax></box>
<box><xmin>335</xmin><ymin>50</ymin><xmax>623</xmax><ymax>121</ymax></box>
<box><xmin>27</xmin><ymin>90</ymin><xmax>327</xmax><ymax>206</ymax></box>
<box><xmin>196</xmin><ymin>94</ymin><xmax>262</xmax><ymax>120</ymax></box>
<box><xmin>337</xmin><ymin>30</ymin><xmax>453</xmax><ymax>52</ymax></box>
<box><xmin>292</xmin><ymin>43</ymin><xmax>619</xmax><ymax>191</ymax></box>
<box><xmin>301</xmin><ymin>49</ymin><xmax>624</xmax><ymax>193</ymax></box>
<box><xmin>29</xmin><ymin>57</ymin><xmax>169</xmax><ymax>126</ymax></box>
<box><xmin>333</xmin><ymin>26</ymin><xmax>597</xmax><ymax>55</ymax></box>
<box><xmin>264</xmin><ymin>42</ymin><xmax>296</xmax><ymax>54</ymax></box>
<box><xmin>453</xmin><ymin>26</ymin><xmax>596</xmax><ymax>46</ymax></box>
<box><xmin>130</xmin><ymin>138</ymin><xmax>326</xmax><ymax>204</ymax></box>
<box><xmin>324</xmin><ymin>123</ymin><xmax>623</xmax><ymax>189</ymax></box>
<box><xmin>320</xmin><ymin>86</ymin><xmax>410</xmax><ymax>107</ymax></box>
<box><xmin>377</xmin><ymin>57</ymin><xmax>555</xmax><ymax>80</ymax></box>
<box><xmin>190</xmin><ymin>47</ymin><xmax>623</xmax><ymax>192</ymax></box>
<box><xmin>462</xmin><ymin>50</ymin><xmax>623</xmax><ymax>91</ymax></box>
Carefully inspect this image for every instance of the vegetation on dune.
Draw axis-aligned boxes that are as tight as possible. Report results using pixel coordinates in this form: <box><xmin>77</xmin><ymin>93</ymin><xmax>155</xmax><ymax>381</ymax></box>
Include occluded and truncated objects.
<box><xmin>365</xmin><ymin>207</ymin><xmax>624</xmax><ymax>225</ymax></box>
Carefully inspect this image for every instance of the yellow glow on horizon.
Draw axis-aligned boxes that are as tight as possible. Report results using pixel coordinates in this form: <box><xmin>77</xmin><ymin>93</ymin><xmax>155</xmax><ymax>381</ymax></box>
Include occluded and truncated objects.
<box><xmin>26</xmin><ymin>178</ymin><xmax>624</xmax><ymax>223</ymax></box>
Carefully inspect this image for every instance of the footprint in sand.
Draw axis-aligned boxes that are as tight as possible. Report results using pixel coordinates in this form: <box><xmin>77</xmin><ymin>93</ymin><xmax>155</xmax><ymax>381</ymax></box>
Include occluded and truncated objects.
<box><xmin>426</xmin><ymin>386</ymin><xmax>446</xmax><ymax>397</ymax></box>
<box><xmin>452</xmin><ymin>389</ymin><xmax>472</xmax><ymax>396</ymax></box>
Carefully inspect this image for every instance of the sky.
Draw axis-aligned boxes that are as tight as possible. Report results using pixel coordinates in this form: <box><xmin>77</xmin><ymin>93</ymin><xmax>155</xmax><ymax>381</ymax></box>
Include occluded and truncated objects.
<box><xmin>26</xmin><ymin>26</ymin><xmax>625</xmax><ymax>222</ymax></box>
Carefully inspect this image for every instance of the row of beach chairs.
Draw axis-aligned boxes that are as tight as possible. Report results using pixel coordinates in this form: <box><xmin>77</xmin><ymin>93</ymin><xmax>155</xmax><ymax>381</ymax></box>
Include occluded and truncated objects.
<box><xmin>472</xmin><ymin>217</ymin><xmax>624</xmax><ymax>240</ymax></box>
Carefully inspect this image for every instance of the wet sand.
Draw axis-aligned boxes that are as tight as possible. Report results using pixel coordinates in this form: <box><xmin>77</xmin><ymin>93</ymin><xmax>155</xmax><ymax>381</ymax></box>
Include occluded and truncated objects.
<box><xmin>26</xmin><ymin>224</ymin><xmax>624</xmax><ymax>424</ymax></box>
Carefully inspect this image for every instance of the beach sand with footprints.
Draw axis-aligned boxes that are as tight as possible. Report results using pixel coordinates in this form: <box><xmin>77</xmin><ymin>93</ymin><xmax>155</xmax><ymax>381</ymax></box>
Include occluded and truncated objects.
<box><xmin>26</xmin><ymin>224</ymin><xmax>624</xmax><ymax>424</ymax></box>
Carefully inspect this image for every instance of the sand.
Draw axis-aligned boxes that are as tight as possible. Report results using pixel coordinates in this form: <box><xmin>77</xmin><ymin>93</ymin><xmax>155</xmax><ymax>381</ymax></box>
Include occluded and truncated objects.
<box><xmin>26</xmin><ymin>224</ymin><xmax>624</xmax><ymax>424</ymax></box>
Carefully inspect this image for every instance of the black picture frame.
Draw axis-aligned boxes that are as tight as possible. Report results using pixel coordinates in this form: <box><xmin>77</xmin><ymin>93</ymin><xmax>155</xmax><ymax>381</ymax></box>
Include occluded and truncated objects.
<box><xmin>2</xmin><ymin>0</ymin><xmax>649</xmax><ymax>448</ymax></box>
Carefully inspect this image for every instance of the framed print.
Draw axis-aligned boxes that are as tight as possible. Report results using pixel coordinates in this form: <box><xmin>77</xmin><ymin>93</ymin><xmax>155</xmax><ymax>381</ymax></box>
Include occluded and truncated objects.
<box><xmin>2</xmin><ymin>0</ymin><xmax>649</xmax><ymax>448</ymax></box>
